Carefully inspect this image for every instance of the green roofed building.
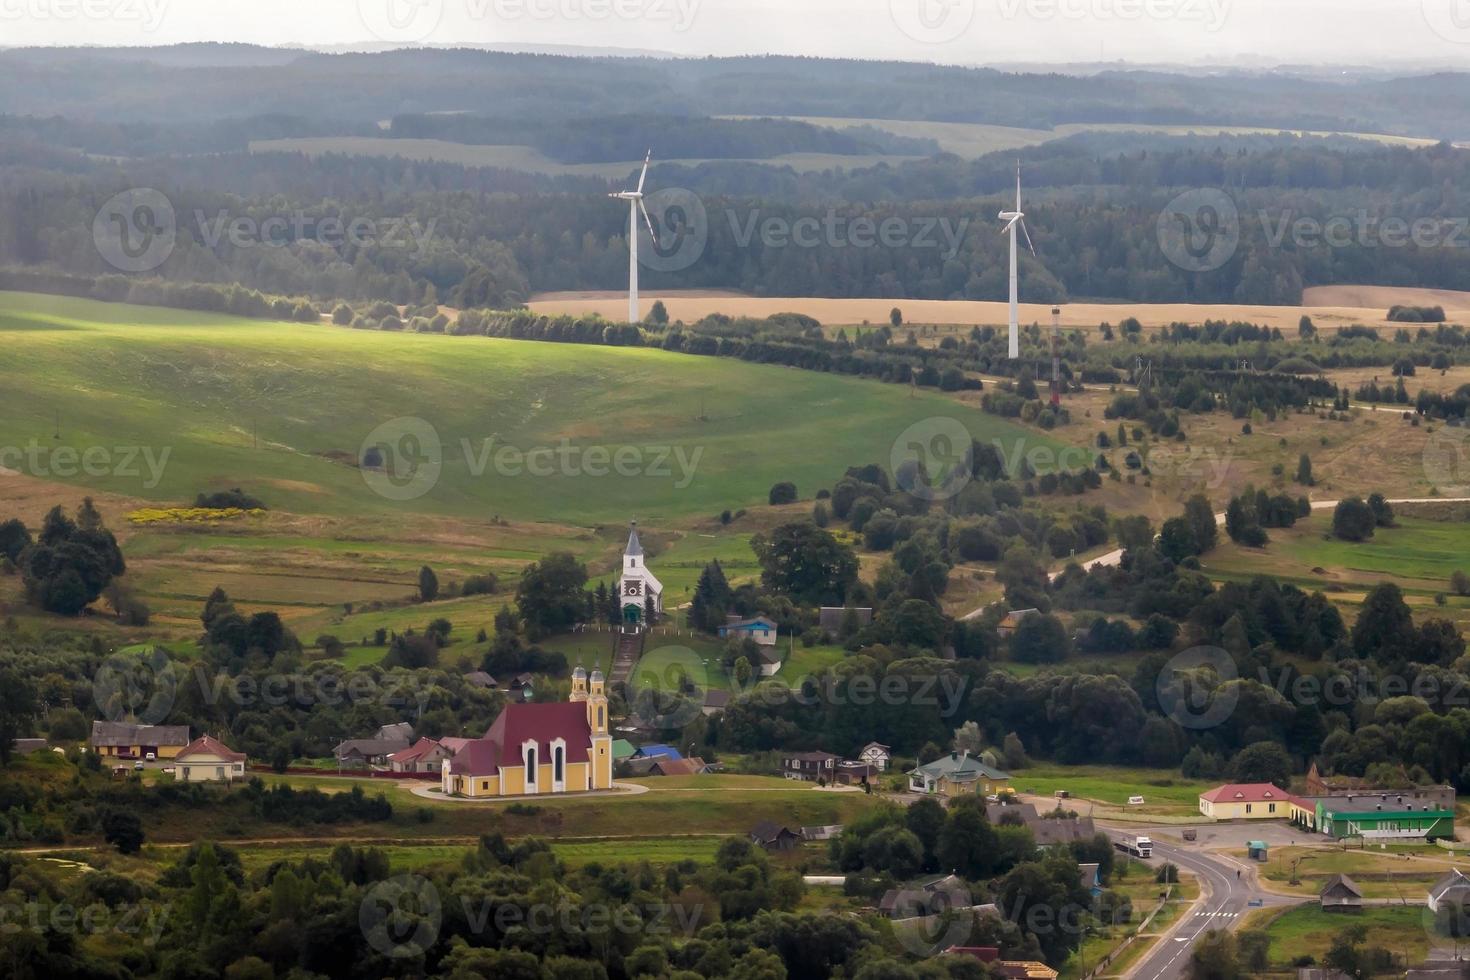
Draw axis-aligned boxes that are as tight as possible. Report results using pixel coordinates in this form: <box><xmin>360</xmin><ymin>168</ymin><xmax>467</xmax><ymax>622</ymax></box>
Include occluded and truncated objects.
<box><xmin>611</xmin><ymin>739</ymin><xmax>638</xmax><ymax>762</ymax></box>
<box><xmin>907</xmin><ymin>751</ymin><xmax>1011</xmax><ymax>799</ymax></box>
<box><xmin>1310</xmin><ymin>797</ymin><xmax>1454</xmax><ymax>841</ymax></box>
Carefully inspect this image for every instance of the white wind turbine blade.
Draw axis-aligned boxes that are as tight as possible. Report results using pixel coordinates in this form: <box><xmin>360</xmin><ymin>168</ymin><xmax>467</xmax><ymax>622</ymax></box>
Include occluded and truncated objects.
<box><xmin>1020</xmin><ymin>217</ymin><xmax>1036</xmax><ymax>257</ymax></box>
<box><xmin>636</xmin><ymin>149</ymin><xmax>652</xmax><ymax>194</ymax></box>
<box><xmin>1000</xmin><ymin>215</ymin><xmax>1020</xmax><ymax>234</ymax></box>
<box><xmin>639</xmin><ymin>199</ymin><xmax>659</xmax><ymax>247</ymax></box>
<box><xmin>1016</xmin><ymin>160</ymin><xmax>1022</xmax><ymax>211</ymax></box>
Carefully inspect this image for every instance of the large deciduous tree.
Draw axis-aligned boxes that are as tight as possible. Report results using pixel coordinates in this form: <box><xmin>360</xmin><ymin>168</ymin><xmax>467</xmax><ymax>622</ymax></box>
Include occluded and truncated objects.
<box><xmin>515</xmin><ymin>552</ymin><xmax>589</xmax><ymax>636</ymax></box>
<box><xmin>751</xmin><ymin>523</ymin><xmax>857</xmax><ymax>605</ymax></box>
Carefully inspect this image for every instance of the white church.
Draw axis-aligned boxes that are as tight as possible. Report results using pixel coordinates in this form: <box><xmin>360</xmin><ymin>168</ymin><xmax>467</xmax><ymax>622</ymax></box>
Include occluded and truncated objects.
<box><xmin>618</xmin><ymin>521</ymin><xmax>663</xmax><ymax>626</ymax></box>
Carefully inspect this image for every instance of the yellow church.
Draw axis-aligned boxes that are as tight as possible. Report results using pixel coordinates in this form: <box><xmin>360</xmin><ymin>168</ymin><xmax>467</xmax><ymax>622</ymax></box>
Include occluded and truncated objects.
<box><xmin>441</xmin><ymin>664</ymin><xmax>613</xmax><ymax>798</ymax></box>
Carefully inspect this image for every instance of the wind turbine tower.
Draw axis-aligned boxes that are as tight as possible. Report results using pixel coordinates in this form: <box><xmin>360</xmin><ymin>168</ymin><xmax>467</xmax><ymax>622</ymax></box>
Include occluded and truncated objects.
<box><xmin>998</xmin><ymin>162</ymin><xmax>1035</xmax><ymax>360</ymax></box>
<box><xmin>610</xmin><ymin>150</ymin><xmax>658</xmax><ymax>323</ymax></box>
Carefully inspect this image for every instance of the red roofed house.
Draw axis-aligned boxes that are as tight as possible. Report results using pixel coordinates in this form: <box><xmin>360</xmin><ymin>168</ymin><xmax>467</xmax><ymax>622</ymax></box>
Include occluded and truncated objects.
<box><xmin>1199</xmin><ymin>783</ymin><xmax>1295</xmax><ymax>820</ymax></box>
<box><xmin>442</xmin><ymin>665</ymin><xmax>613</xmax><ymax>798</ymax></box>
<box><xmin>389</xmin><ymin>737</ymin><xmax>474</xmax><ymax>773</ymax></box>
<box><xmin>173</xmin><ymin>735</ymin><xmax>247</xmax><ymax>783</ymax></box>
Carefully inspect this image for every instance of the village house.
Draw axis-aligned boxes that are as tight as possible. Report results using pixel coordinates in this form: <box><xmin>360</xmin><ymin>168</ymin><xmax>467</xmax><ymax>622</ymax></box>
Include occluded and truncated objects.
<box><xmin>988</xmin><ymin>803</ymin><xmax>1099</xmax><ymax>847</ymax></box>
<box><xmin>172</xmin><ymin>735</ymin><xmax>247</xmax><ymax>783</ymax></box>
<box><xmin>857</xmin><ymin>741</ymin><xmax>891</xmax><ymax>771</ymax></box>
<box><xmin>835</xmin><ymin>761</ymin><xmax>881</xmax><ymax>786</ymax></box>
<box><xmin>996</xmin><ymin>608</ymin><xmax>1039</xmax><ymax>638</ymax></box>
<box><xmin>441</xmin><ymin>664</ymin><xmax>613</xmax><ymax>798</ymax></box>
<box><xmin>388</xmin><ymin>737</ymin><xmax>472</xmax><ymax>773</ymax></box>
<box><xmin>755</xmin><ymin>646</ymin><xmax>782</xmax><ymax>676</ymax></box>
<box><xmin>462</xmin><ymin>671</ymin><xmax>498</xmax><ymax>690</ymax></box>
<box><xmin>719</xmin><ymin>616</ymin><xmax>779</xmax><ymax>646</ymax></box>
<box><xmin>1428</xmin><ymin>870</ymin><xmax>1470</xmax><ymax>913</ymax></box>
<box><xmin>783</xmin><ymin>750</ymin><xmax>840</xmax><ymax>781</ymax></box>
<box><xmin>701</xmin><ymin>689</ymin><xmax>730</xmax><ymax>716</ymax></box>
<box><xmin>908</xmin><ymin>751</ymin><xmax>1011</xmax><ymax>798</ymax></box>
<box><xmin>89</xmin><ymin>721</ymin><xmax>190</xmax><ymax>760</ymax></box>
<box><xmin>1319</xmin><ymin>874</ymin><xmax>1363</xmax><ymax>913</ymax></box>
<box><xmin>749</xmin><ymin>820</ymin><xmax>802</xmax><ymax>851</ymax></box>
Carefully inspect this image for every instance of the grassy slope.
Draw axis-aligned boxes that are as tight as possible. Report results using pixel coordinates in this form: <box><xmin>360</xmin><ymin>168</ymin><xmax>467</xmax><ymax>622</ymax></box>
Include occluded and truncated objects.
<box><xmin>1208</xmin><ymin>512</ymin><xmax>1470</xmax><ymax>630</ymax></box>
<box><xmin>0</xmin><ymin>291</ymin><xmax>1055</xmax><ymax>524</ymax></box>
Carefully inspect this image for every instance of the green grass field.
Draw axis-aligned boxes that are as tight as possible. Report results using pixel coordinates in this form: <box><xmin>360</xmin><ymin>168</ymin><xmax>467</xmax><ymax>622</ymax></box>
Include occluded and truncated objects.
<box><xmin>1208</xmin><ymin>511</ymin><xmax>1470</xmax><ymax>629</ymax></box>
<box><xmin>0</xmin><ymin>292</ymin><xmax>1054</xmax><ymax>524</ymax></box>
<box><xmin>1011</xmin><ymin>765</ymin><xmax>1212</xmax><ymax>816</ymax></box>
<box><xmin>1260</xmin><ymin>904</ymin><xmax>1430</xmax><ymax>969</ymax></box>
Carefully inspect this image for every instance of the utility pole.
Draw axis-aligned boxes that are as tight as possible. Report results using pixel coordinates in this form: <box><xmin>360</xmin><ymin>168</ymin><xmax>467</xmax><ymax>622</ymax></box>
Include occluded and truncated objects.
<box><xmin>1049</xmin><ymin>306</ymin><xmax>1062</xmax><ymax>408</ymax></box>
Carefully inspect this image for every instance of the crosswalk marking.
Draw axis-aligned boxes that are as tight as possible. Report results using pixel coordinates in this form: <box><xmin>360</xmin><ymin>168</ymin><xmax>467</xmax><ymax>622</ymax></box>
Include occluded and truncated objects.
<box><xmin>1193</xmin><ymin>911</ymin><xmax>1237</xmax><ymax>919</ymax></box>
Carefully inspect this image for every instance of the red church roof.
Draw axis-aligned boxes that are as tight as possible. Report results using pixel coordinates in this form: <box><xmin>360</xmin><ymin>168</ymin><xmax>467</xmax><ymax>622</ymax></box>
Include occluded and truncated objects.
<box><xmin>446</xmin><ymin>701</ymin><xmax>592</xmax><ymax>777</ymax></box>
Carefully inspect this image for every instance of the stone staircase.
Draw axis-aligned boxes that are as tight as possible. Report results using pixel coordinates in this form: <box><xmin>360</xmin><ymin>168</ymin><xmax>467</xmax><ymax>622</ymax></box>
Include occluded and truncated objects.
<box><xmin>610</xmin><ymin>629</ymin><xmax>643</xmax><ymax>688</ymax></box>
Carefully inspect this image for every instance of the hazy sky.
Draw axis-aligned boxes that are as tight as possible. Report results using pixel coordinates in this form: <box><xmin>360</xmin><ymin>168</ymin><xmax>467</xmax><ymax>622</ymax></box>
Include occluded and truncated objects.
<box><xmin>3</xmin><ymin>0</ymin><xmax>1470</xmax><ymax>66</ymax></box>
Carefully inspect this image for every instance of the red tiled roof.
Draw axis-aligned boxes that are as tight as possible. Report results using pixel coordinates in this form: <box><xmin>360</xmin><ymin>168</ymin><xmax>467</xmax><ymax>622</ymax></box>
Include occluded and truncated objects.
<box><xmin>1200</xmin><ymin>783</ymin><xmax>1296</xmax><ymax>804</ymax></box>
<box><xmin>174</xmin><ymin>735</ymin><xmax>245</xmax><ymax>763</ymax></box>
<box><xmin>388</xmin><ymin>738</ymin><xmax>448</xmax><ymax>763</ymax></box>
<box><xmin>446</xmin><ymin>702</ymin><xmax>592</xmax><ymax>777</ymax></box>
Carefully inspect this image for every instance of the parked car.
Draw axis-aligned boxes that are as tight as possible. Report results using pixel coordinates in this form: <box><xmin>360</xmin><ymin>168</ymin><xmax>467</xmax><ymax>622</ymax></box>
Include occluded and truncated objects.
<box><xmin>133</xmin><ymin>761</ymin><xmax>145</xmax><ymax>771</ymax></box>
<box><xmin>145</xmin><ymin>752</ymin><xmax>157</xmax><ymax>762</ymax></box>
<box><xmin>1182</xmin><ymin>828</ymin><xmax>1197</xmax><ymax>841</ymax></box>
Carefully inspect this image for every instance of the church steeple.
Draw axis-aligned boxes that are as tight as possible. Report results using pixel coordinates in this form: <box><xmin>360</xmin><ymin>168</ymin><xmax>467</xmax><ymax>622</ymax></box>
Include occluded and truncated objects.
<box><xmin>624</xmin><ymin>520</ymin><xmax>643</xmax><ymax>568</ymax></box>
<box><xmin>587</xmin><ymin>660</ymin><xmax>608</xmax><ymax>734</ymax></box>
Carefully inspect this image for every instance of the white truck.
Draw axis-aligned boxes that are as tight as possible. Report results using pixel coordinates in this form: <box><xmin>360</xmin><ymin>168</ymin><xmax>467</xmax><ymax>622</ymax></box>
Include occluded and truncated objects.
<box><xmin>1115</xmin><ymin>835</ymin><xmax>1153</xmax><ymax>858</ymax></box>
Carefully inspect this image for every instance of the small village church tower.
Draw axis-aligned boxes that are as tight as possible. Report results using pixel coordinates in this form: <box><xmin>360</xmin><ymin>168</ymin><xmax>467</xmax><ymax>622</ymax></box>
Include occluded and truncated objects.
<box><xmin>618</xmin><ymin>521</ymin><xmax>663</xmax><ymax>625</ymax></box>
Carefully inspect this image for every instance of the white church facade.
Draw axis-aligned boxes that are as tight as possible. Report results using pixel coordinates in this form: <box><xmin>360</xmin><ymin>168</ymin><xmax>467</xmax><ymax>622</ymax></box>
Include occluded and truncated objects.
<box><xmin>619</xmin><ymin>521</ymin><xmax>663</xmax><ymax>626</ymax></box>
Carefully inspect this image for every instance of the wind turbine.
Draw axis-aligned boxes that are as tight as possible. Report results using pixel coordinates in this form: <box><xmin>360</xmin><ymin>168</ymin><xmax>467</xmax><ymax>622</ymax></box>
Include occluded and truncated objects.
<box><xmin>610</xmin><ymin>150</ymin><xmax>658</xmax><ymax>324</ymax></box>
<box><xmin>998</xmin><ymin>161</ymin><xmax>1036</xmax><ymax>359</ymax></box>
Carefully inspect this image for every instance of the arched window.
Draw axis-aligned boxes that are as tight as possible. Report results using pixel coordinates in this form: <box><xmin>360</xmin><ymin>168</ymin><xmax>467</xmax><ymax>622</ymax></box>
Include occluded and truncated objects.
<box><xmin>554</xmin><ymin>745</ymin><xmax>564</xmax><ymax>783</ymax></box>
<box><xmin>525</xmin><ymin>747</ymin><xmax>537</xmax><ymax>787</ymax></box>
<box><xmin>597</xmin><ymin>706</ymin><xmax>605</xmax><ymax>729</ymax></box>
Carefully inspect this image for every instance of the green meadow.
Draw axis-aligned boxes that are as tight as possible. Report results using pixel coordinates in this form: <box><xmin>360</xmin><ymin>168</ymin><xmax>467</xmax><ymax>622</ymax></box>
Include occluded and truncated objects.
<box><xmin>0</xmin><ymin>291</ymin><xmax>1055</xmax><ymax>524</ymax></box>
<box><xmin>1208</xmin><ymin>511</ymin><xmax>1470</xmax><ymax>628</ymax></box>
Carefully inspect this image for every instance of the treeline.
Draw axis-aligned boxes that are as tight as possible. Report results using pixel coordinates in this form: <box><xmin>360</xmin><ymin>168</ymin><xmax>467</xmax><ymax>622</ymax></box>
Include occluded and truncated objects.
<box><xmin>387</xmin><ymin>112</ymin><xmax>938</xmax><ymax>162</ymax></box>
<box><xmin>10</xmin><ymin>47</ymin><xmax>1470</xmax><ymax>137</ymax></box>
<box><xmin>9</xmin><ymin>136</ymin><xmax>1470</xmax><ymax>307</ymax></box>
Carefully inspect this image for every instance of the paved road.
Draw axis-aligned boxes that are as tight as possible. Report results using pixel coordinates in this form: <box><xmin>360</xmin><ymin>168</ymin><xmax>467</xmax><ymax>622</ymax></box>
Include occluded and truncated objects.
<box><xmin>1109</xmin><ymin>830</ymin><xmax>1301</xmax><ymax>980</ymax></box>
